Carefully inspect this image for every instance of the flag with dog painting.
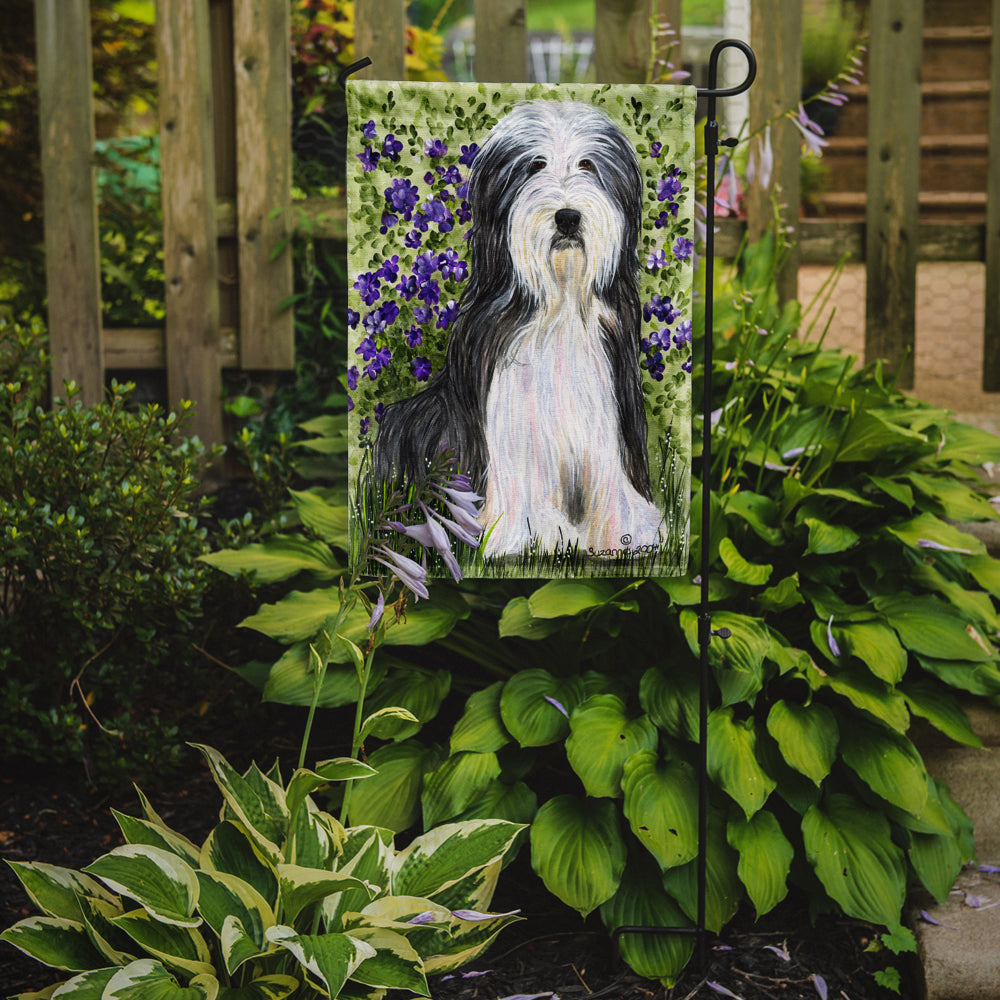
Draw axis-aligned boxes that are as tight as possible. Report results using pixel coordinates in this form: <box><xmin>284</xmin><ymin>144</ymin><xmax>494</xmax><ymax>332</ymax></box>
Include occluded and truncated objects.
<box><xmin>346</xmin><ymin>81</ymin><xmax>696</xmax><ymax>579</ymax></box>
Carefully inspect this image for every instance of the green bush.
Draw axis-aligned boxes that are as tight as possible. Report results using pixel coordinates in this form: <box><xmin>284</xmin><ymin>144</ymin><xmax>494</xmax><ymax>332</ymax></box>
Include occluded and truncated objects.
<box><xmin>211</xmin><ymin>233</ymin><xmax>1000</xmax><ymax>985</ymax></box>
<box><xmin>0</xmin><ymin>316</ymin><xmax>219</xmax><ymax>783</ymax></box>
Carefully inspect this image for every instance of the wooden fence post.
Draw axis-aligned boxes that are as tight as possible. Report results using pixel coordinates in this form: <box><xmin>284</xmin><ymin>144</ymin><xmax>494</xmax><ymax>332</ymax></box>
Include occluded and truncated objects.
<box><xmin>157</xmin><ymin>0</ymin><xmax>223</xmax><ymax>445</ymax></box>
<box><xmin>354</xmin><ymin>0</ymin><xmax>407</xmax><ymax>80</ymax></box>
<box><xmin>864</xmin><ymin>0</ymin><xmax>923</xmax><ymax>389</ymax></box>
<box><xmin>594</xmin><ymin>0</ymin><xmax>654</xmax><ymax>84</ymax></box>
<box><xmin>474</xmin><ymin>0</ymin><xmax>527</xmax><ymax>82</ymax></box>
<box><xmin>746</xmin><ymin>0</ymin><xmax>801</xmax><ymax>305</ymax></box>
<box><xmin>34</xmin><ymin>0</ymin><xmax>104</xmax><ymax>405</ymax></box>
<box><xmin>233</xmin><ymin>0</ymin><xmax>294</xmax><ymax>370</ymax></box>
<box><xmin>983</xmin><ymin>0</ymin><xmax>1000</xmax><ymax>390</ymax></box>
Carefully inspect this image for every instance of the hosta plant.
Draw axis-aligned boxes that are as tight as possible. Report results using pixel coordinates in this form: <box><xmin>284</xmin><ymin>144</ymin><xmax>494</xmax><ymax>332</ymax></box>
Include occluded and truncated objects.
<box><xmin>1</xmin><ymin>744</ymin><xmax>523</xmax><ymax>999</ymax></box>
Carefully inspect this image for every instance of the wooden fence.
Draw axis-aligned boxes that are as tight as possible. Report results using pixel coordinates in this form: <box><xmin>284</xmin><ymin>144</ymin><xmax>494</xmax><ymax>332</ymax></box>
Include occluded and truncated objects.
<box><xmin>33</xmin><ymin>0</ymin><xmax>1000</xmax><ymax>445</ymax></box>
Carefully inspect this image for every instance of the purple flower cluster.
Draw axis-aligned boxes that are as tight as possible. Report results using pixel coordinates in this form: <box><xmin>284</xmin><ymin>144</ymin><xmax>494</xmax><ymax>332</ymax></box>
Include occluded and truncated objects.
<box><xmin>655</xmin><ymin>166</ymin><xmax>683</xmax><ymax>227</ymax></box>
<box><xmin>639</xmin><ymin>294</ymin><xmax>692</xmax><ymax>382</ymax></box>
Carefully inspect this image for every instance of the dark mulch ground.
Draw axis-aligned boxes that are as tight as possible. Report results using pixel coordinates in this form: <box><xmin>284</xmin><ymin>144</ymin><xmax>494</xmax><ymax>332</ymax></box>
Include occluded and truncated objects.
<box><xmin>1</xmin><ymin>744</ymin><xmax>915</xmax><ymax>1000</ymax></box>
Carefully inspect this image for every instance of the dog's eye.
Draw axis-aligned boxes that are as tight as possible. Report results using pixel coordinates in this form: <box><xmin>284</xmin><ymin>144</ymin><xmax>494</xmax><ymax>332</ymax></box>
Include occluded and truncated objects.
<box><xmin>578</xmin><ymin>158</ymin><xmax>595</xmax><ymax>172</ymax></box>
<box><xmin>528</xmin><ymin>157</ymin><xmax>547</xmax><ymax>174</ymax></box>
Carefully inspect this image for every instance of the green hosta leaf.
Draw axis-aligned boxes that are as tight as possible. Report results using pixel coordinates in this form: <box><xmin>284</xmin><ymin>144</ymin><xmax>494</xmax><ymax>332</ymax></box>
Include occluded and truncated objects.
<box><xmin>967</xmin><ymin>553</ymin><xmax>1000</xmax><ymax>597</ymax></box>
<box><xmin>810</xmin><ymin>662</ymin><xmax>910</xmax><ymax>732</ymax></box>
<box><xmin>190</xmin><ymin>746</ymin><xmax>287</xmax><ymax>862</ymax></box>
<box><xmin>727</xmin><ymin>811</ymin><xmax>793</xmax><ymax>917</ymax></box>
<box><xmin>835</xmin><ymin>621</ymin><xmax>907</xmax><ymax>684</ymax></box>
<box><xmin>724</xmin><ymin>490</ymin><xmax>784</xmax><ymax>545</ymax></box>
<box><xmin>345</xmin><ymin>926</ymin><xmax>428</xmax><ymax>994</ymax></box>
<box><xmin>112</xmin><ymin>812</ymin><xmax>201</xmax><ymax>868</ymax></box>
<box><xmin>565</xmin><ymin>695</ymin><xmax>657</xmax><ymax>798</ymax></box>
<box><xmin>621</xmin><ymin>751</ymin><xmax>698</xmax><ymax>870</ymax></box>
<box><xmin>359</xmin><ymin>706</ymin><xmax>421</xmax><ymax>742</ymax></box>
<box><xmin>421</xmin><ymin>751</ymin><xmax>502</xmax><ymax>828</ymax></box>
<box><xmin>599</xmin><ymin>853</ymin><xmax>694</xmax><ymax>986</ymax></box>
<box><xmin>277</xmin><ymin>865</ymin><xmax>374</xmax><ymax>925</ymax></box>
<box><xmin>935</xmin><ymin>421</ymin><xmax>1000</xmax><ymax>464</ymax></box>
<box><xmin>707</xmin><ymin>708</ymin><xmax>776</xmax><ymax>818</ymax></box>
<box><xmin>755</xmin><ymin>573</ymin><xmax>804</xmax><ymax>614</ymax></box>
<box><xmin>450</xmin><ymin>682</ymin><xmax>511</xmax><ymax>754</ymax></box>
<box><xmin>288</xmin><ymin>489</ymin><xmax>349</xmax><ymax>547</ymax></box>
<box><xmin>393</xmin><ymin>820</ymin><xmax>524</xmax><ymax>900</ymax></box>
<box><xmin>530</xmin><ymin>795</ymin><xmax>626</xmax><ymax>917</ymax></box>
<box><xmin>216</xmin><ymin>975</ymin><xmax>299</xmax><ymax>1000</ymax></box>
<box><xmin>661</xmin><ymin>810</ymin><xmax>741</xmax><ymax>933</ymax></box>
<box><xmin>866</xmin><ymin>474</ymin><xmax>914</xmax><ymax>509</ymax></box>
<box><xmin>909</xmin><ymin>827</ymin><xmax>965</xmax><ymax>905</ymax></box>
<box><xmin>526</xmin><ymin>579</ymin><xmax>617</xmax><ymax>618</ymax></box>
<box><xmin>654</xmin><ymin>573</ymin><xmax>737</xmax><ymax>606</ymax></box>
<box><xmin>362</xmin><ymin>667</ymin><xmax>451</xmax><ymax>740</ymax></box>
<box><xmin>765</xmin><ymin>701</ymin><xmax>838</xmax><ymax>786</ymax></box>
<box><xmin>0</xmin><ymin>916</ymin><xmax>107</xmax><ymax>971</ymax></box>
<box><xmin>111</xmin><ymin>909</ymin><xmax>214</xmax><ymax>978</ymax></box>
<box><xmin>5</xmin><ymin>862</ymin><xmax>118</xmax><ymax>923</ymax></box>
<box><xmin>802</xmin><ymin>793</ymin><xmax>906</xmax><ymax>926</ymax></box>
<box><xmin>916</xmin><ymin>655</ymin><xmax>1000</xmax><ymax>697</ymax></box>
<box><xmin>200</xmin><ymin>822</ymin><xmax>278</xmax><ymax>910</ymax></box>
<box><xmin>264</xmin><ymin>926</ymin><xmax>375</xmax><ymax>998</ymax></box>
<box><xmin>680</xmin><ymin>610</ymin><xmax>770</xmax><ymax>706</ymax></box>
<box><xmin>195</xmin><ymin>871</ymin><xmax>273</xmax><ymax>973</ymax></box>
<box><xmin>839</xmin><ymin>718</ymin><xmax>929</xmax><ymax>816</ymax></box>
<box><xmin>83</xmin><ymin>846</ymin><xmax>200</xmax><ymax>928</ymax></box>
<box><xmin>835</xmin><ymin>410</ymin><xmax>927</xmax><ymax>463</ymax></box>
<box><xmin>910</xmin><ymin>562</ymin><xmax>1000</xmax><ymax>633</ymax></box>
<box><xmin>901</xmin><ymin>680</ymin><xmax>982</xmax><ymax>748</ymax></box>
<box><xmin>453</xmin><ymin>779</ymin><xmax>538</xmax><ymax>827</ymax></box>
<box><xmin>639</xmin><ymin>663</ymin><xmax>699</xmax><ymax>742</ymax></box>
<box><xmin>260</xmin><ymin>643</ymin><xmax>387</xmax><ymax>709</ymax></box>
<box><xmin>499</xmin><ymin>670</ymin><xmax>584</xmax><ymax>747</ymax></box>
<box><xmin>874</xmin><ymin>594</ymin><xmax>995</xmax><ymax>662</ymax></box>
<box><xmin>103</xmin><ymin>959</ymin><xmax>218</xmax><ymax>1000</ymax></box>
<box><xmin>200</xmin><ymin>536</ymin><xmax>341</xmax><ymax>584</ymax></box>
<box><xmin>718</xmin><ymin>537</ymin><xmax>772</xmax><ymax>586</ymax></box>
<box><xmin>347</xmin><ymin>740</ymin><xmax>442</xmax><ymax>832</ymax></box>
<box><xmin>885</xmin><ymin>512</ymin><xmax>985</xmax><ymax>557</ymax></box>
<box><xmin>906</xmin><ymin>473</ymin><xmax>998</xmax><ymax>521</ymax></box>
<box><xmin>803</xmin><ymin>517</ymin><xmax>859</xmax><ymax>556</ymax></box>
<box><xmin>497</xmin><ymin>596</ymin><xmax>564</xmax><ymax>639</ymax></box>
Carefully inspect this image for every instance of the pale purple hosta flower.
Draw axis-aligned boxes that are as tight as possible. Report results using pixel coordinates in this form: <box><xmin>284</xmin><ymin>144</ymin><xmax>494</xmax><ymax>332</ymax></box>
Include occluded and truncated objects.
<box><xmin>451</xmin><ymin>908</ymin><xmax>520</xmax><ymax>921</ymax></box>
<box><xmin>413</xmin><ymin>503</ymin><xmax>463</xmax><ymax>581</ymax></box>
<box><xmin>811</xmin><ymin>974</ymin><xmax>828</xmax><ymax>1000</ymax></box>
<box><xmin>917</xmin><ymin>538</ymin><xmax>973</xmax><ymax>555</ymax></box>
<box><xmin>827</xmin><ymin>616</ymin><xmax>841</xmax><ymax>657</ymax></box>
<box><xmin>367</xmin><ymin>590</ymin><xmax>385</xmax><ymax>631</ymax></box>
<box><xmin>544</xmin><ymin>695</ymin><xmax>569</xmax><ymax>717</ymax></box>
<box><xmin>746</xmin><ymin>125</ymin><xmax>774</xmax><ymax>190</ymax></box>
<box><xmin>407</xmin><ymin>911</ymin><xmax>438</xmax><ymax>925</ymax></box>
<box><xmin>763</xmin><ymin>944</ymin><xmax>790</xmax><ymax>961</ymax></box>
<box><xmin>372</xmin><ymin>545</ymin><xmax>429</xmax><ymax>600</ymax></box>
<box><xmin>791</xmin><ymin>104</ymin><xmax>828</xmax><ymax>156</ymax></box>
<box><xmin>706</xmin><ymin>983</ymin><xmax>742</xmax><ymax>999</ymax></box>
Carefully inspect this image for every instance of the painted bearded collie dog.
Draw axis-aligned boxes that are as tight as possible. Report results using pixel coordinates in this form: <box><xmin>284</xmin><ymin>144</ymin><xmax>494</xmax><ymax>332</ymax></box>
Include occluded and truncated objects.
<box><xmin>373</xmin><ymin>100</ymin><xmax>664</xmax><ymax>558</ymax></box>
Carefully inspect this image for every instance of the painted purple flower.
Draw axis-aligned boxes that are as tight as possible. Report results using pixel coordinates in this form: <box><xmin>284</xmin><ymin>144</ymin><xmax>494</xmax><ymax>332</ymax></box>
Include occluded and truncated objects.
<box><xmin>456</xmin><ymin>200</ymin><xmax>472</xmax><ymax>224</ymax></box>
<box><xmin>413</xmin><ymin>253</ymin><xmax>438</xmax><ymax>280</ymax></box>
<box><xmin>357</xmin><ymin>146</ymin><xmax>379</xmax><ymax>172</ymax></box>
<box><xmin>418</xmin><ymin>279</ymin><xmax>441</xmax><ymax>305</ymax></box>
<box><xmin>412</xmin><ymin>356</ymin><xmax>432</xmax><ymax>381</ymax></box>
<box><xmin>438</xmin><ymin>249</ymin><xmax>468</xmax><ymax>281</ymax></box>
<box><xmin>673</xmin><ymin>237</ymin><xmax>694</xmax><ymax>262</ymax></box>
<box><xmin>405</xmin><ymin>326</ymin><xmax>423</xmax><ymax>347</ymax></box>
<box><xmin>413</xmin><ymin>306</ymin><xmax>433</xmax><ymax>325</ymax></box>
<box><xmin>385</xmin><ymin>178</ymin><xmax>420</xmax><ymax>215</ymax></box>
<box><xmin>354</xmin><ymin>271</ymin><xmax>381</xmax><ymax>305</ymax></box>
<box><xmin>347</xmin><ymin>395</ymin><xmax>354</xmax><ymax>412</ymax></box>
<box><xmin>374</xmin><ymin>402</ymin><xmax>386</xmax><ymax>423</ymax></box>
<box><xmin>682</xmin><ymin>355</ymin><xmax>693</xmax><ymax>373</ymax></box>
<box><xmin>673</xmin><ymin>319</ymin><xmax>693</xmax><ymax>346</ymax></box>
<box><xmin>437</xmin><ymin>299</ymin><xmax>459</xmax><ymax>329</ymax></box>
<box><xmin>644</xmin><ymin>352</ymin><xmax>665</xmax><ymax>381</ymax></box>
<box><xmin>459</xmin><ymin>143</ymin><xmax>480</xmax><ymax>166</ymax></box>
<box><xmin>403</xmin><ymin>229</ymin><xmax>423</xmax><ymax>249</ymax></box>
<box><xmin>424</xmin><ymin>138</ymin><xmax>448</xmax><ymax>158</ymax></box>
<box><xmin>423</xmin><ymin>198</ymin><xmax>454</xmax><ymax>233</ymax></box>
<box><xmin>657</xmin><ymin>172</ymin><xmax>682</xmax><ymax>202</ymax></box>
<box><xmin>355</xmin><ymin>337</ymin><xmax>377</xmax><ymax>362</ymax></box>
<box><xmin>347</xmin><ymin>308</ymin><xmax>360</xmax><ymax>329</ymax></box>
<box><xmin>395</xmin><ymin>275</ymin><xmax>418</xmax><ymax>300</ymax></box>
<box><xmin>379</xmin><ymin>213</ymin><xmax>397</xmax><ymax>233</ymax></box>
<box><xmin>360</xmin><ymin>416</ymin><xmax>370</xmax><ymax>435</ymax></box>
<box><xmin>654</xmin><ymin>208</ymin><xmax>678</xmax><ymax>228</ymax></box>
<box><xmin>441</xmin><ymin>165</ymin><xmax>463</xmax><ymax>186</ymax></box>
<box><xmin>362</xmin><ymin>120</ymin><xmax>377</xmax><ymax>139</ymax></box>
<box><xmin>377</xmin><ymin>255</ymin><xmax>400</xmax><ymax>282</ymax></box>
<box><xmin>650</xmin><ymin>141</ymin><xmax>663</xmax><ymax>158</ymax></box>
<box><xmin>647</xmin><ymin>248</ymin><xmax>667</xmax><ymax>270</ymax></box>
<box><xmin>347</xmin><ymin>365</ymin><xmax>358</xmax><ymax>390</ymax></box>
<box><xmin>382</xmin><ymin>133</ymin><xmax>402</xmax><ymax>161</ymax></box>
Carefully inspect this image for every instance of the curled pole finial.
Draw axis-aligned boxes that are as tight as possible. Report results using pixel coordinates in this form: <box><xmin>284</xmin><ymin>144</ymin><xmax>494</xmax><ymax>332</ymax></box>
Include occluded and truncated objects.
<box><xmin>337</xmin><ymin>57</ymin><xmax>373</xmax><ymax>91</ymax></box>
<box><xmin>697</xmin><ymin>38</ymin><xmax>757</xmax><ymax>99</ymax></box>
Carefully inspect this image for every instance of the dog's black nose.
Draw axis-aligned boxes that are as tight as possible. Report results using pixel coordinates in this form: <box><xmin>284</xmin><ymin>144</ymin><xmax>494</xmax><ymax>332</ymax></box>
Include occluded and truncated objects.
<box><xmin>554</xmin><ymin>208</ymin><xmax>581</xmax><ymax>235</ymax></box>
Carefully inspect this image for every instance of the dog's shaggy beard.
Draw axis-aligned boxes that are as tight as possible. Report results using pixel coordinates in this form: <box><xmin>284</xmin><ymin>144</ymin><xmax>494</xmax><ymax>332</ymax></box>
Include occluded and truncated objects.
<box><xmin>371</xmin><ymin>100</ymin><xmax>663</xmax><ymax>559</ymax></box>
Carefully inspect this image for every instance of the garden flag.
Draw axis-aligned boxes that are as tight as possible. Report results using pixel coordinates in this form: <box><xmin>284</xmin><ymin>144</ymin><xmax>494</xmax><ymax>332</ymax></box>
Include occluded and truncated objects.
<box><xmin>347</xmin><ymin>81</ymin><xmax>696</xmax><ymax>579</ymax></box>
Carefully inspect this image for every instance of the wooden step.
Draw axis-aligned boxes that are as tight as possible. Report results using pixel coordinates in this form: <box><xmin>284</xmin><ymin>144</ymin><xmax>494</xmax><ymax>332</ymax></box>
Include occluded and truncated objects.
<box><xmin>813</xmin><ymin>190</ymin><xmax>987</xmax><ymax>222</ymax></box>
<box><xmin>833</xmin><ymin>80</ymin><xmax>991</xmax><ymax>138</ymax></box>
<box><xmin>922</xmin><ymin>25</ymin><xmax>993</xmax><ymax>83</ymax></box>
<box><xmin>921</xmin><ymin>0</ymin><xmax>992</xmax><ymax>28</ymax></box>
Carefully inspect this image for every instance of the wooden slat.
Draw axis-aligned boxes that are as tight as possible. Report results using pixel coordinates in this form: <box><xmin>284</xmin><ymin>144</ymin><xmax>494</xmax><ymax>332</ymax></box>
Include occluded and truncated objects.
<box><xmin>157</xmin><ymin>0</ymin><xmax>223</xmax><ymax>444</ymax></box>
<box><xmin>984</xmin><ymin>0</ymin><xmax>1000</xmax><ymax>390</ymax></box>
<box><xmin>864</xmin><ymin>0</ymin><xmax>923</xmax><ymax>389</ymax></box>
<box><xmin>233</xmin><ymin>0</ymin><xmax>294</xmax><ymax>369</ymax></box>
<box><xmin>103</xmin><ymin>328</ymin><xmax>238</xmax><ymax>370</ymax></box>
<box><xmin>34</xmin><ymin>0</ymin><xmax>103</xmax><ymax>405</ymax></box>
<box><xmin>474</xmin><ymin>0</ymin><xmax>526</xmax><ymax>82</ymax></box>
<box><xmin>354</xmin><ymin>0</ymin><xmax>406</xmax><ymax>80</ymax></box>
<box><xmin>747</xmin><ymin>0</ymin><xmax>801</xmax><ymax>304</ymax></box>
<box><xmin>594</xmin><ymin>0</ymin><xmax>651</xmax><ymax>83</ymax></box>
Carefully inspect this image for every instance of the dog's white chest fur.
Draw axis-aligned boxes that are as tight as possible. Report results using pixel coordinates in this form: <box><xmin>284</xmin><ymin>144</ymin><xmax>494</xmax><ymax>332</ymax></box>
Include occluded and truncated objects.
<box><xmin>480</xmin><ymin>289</ymin><xmax>662</xmax><ymax>555</ymax></box>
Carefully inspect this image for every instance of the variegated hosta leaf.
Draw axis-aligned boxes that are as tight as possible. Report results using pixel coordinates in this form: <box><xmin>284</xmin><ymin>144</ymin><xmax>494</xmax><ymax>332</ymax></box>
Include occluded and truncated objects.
<box><xmin>4</xmin><ymin>861</ymin><xmax>118</xmax><ymax>922</ymax></box>
<box><xmin>83</xmin><ymin>846</ymin><xmax>200</xmax><ymax>928</ymax></box>
<box><xmin>765</xmin><ymin>700</ymin><xmax>838</xmax><ymax>786</ymax></box>
<box><xmin>565</xmin><ymin>695</ymin><xmax>658</xmax><ymax>799</ymax></box>
<box><xmin>200</xmin><ymin>822</ymin><xmax>278</xmax><ymax>910</ymax></box>
<box><xmin>47</xmin><ymin>966</ymin><xmax>118</xmax><ymax>997</ymax></box>
<box><xmin>599</xmin><ymin>853</ymin><xmax>694</xmax><ymax>987</ymax></box>
<box><xmin>391</xmin><ymin>820</ymin><xmax>524</xmax><ymax>900</ymax></box>
<box><xmin>420</xmin><ymin>907</ymin><xmax>522</xmax><ymax>975</ymax></box>
<box><xmin>214</xmin><ymin>974</ymin><xmax>300</xmax><ymax>999</ymax></box>
<box><xmin>345</xmin><ymin>926</ymin><xmax>429</xmax><ymax>995</ymax></box>
<box><xmin>265</xmin><ymin>926</ymin><xmax>375</xmax><ymax>998</ymax></box>
<box><xmin>450</xmin><ymin>681</ymin><xmax>511</xmax><ymax>754</ymax></box>
<box><xmin>190</xmin><ymin>745</ymin><xmax>287</xmax><ymax>863</ymax></box>
<box><xmin>726</xmin><ymin>811</ymin><xmax>793</xmax><ymax>918</ymax></box>
<box><xmin>802</xmin><ymin>793</ymin><xmax>906</xmax><ymax>927</ymax></box>
<box><xmin>424</xmin><ymin>859</ymin><xmax>501</xmax><ymax>916</ymax></box>
<box><xmin>77</xmin><ymin>894</ymin><xmax>136</xmax><ymax>966</ymax></box>
<box><xmin>102</xmin><ymin>959</ymin><xmax>218</xmax><ymax>999</ymax></box>
<box><xmin>220</xmin><ymin>915</ymin><xmax>270</xmax><ymax>979</ymax></box>
<box><xmin>529</xmin><ymin>795</ymin><xmax>626</xmax><ymax>917</ymax></box>
<box><xmin>112</xmin><ymin>810</ymin><xmax>202</xmax><ymax>868</ymax></box>
<box><xmin>285</xmin><ymin>760</ymin><xmax>375</xmax><ymax>823</ymax></box>
<box><xmin>288</xmin><ymin>802</ymin><xmax>344</xmax><ymax>870</ymax></box>
<box><xmin>195</xmin><ymin>870</ymin><xmax>274</xmax><ymax>973</ymax></box>
<box><xmin>706</xmin><ymin>707</ymin><xmax>776</xmax><ymax>819</ymax></box>
<box><xmin>276</xmin><ymin>864</ymin><xmax>375</xmax><ymax>925</ymax></box>
<box><xmin>110</xmin><ymin>908</ymin><xmax>214</xmax><ymax>978</ymax></box>
<box><xmin>0</xmin><ymin>916</ymin><xmax>107</xmax><ymax>972</ymax></box>
<box><xmin>323</xmin><ymin>829</ymin><xmax>393</xmax><ymax>931</ymax></box>
<box><xmin>621</xmin><ymin>751</ymin><xmax>699</xmax><ymax>871</ymax></box>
